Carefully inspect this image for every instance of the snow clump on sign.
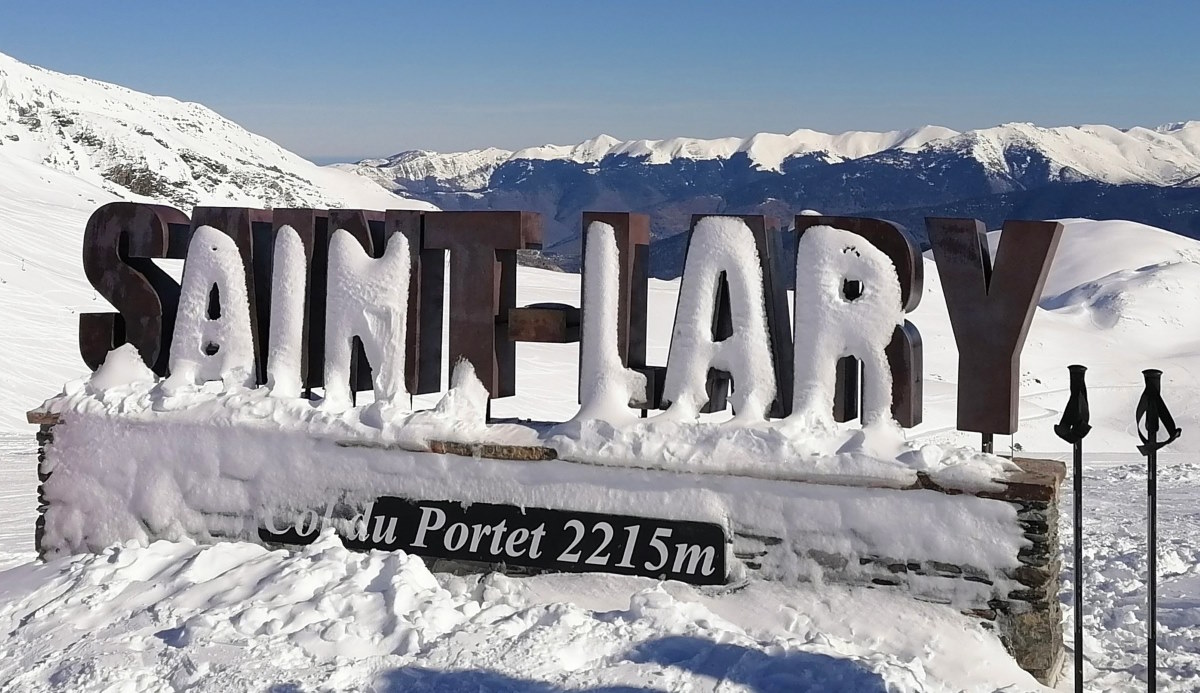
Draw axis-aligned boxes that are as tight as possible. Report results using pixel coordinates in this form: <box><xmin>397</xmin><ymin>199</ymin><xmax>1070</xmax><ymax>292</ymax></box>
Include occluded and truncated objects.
<box><xmin>322</xmin><ymin>229</ymin><xmax>412</xmax><ymax>412</ymax></box>
<box><xmin>573</xmin><ymin>221</ymin><xmax>647</xmax><ymax>422</ymax></box>
<box><xmin>392</xmin><ymin>359</ymin><xmax>490</xmax><ymax>443</ymax></box>
<box><xmin>265</xmin><ymin>225</ymin><xmax>307</xmax><ymax>398</ymax></box>
<box><xmin>790</xmin><ymin>225</ymin><xmax>904</xmax><ymax>429</ymax></box>
<box><xmin>87</xmin><ymin>343</ymin><xmax>156</xmax><ymax>393</ymax></box>
<box><xmin>661</xmin><ymin>216</ymin><xmax>776</xmax><ymax>422</ymax></box>
<box><xmin>163</xmin><ymin>225</ymin><xmax>256</xmax><ymax>391</ymax></box>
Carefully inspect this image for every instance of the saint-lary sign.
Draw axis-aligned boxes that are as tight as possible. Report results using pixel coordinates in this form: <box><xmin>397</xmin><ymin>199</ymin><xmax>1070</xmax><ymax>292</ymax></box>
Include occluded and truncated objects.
<box><xmin>47</xmin><ymin>203</ymin><xmax>1069</xmax><ymax>679</ymax></box>
<box><xmin>80</xmin><ymin>204</ymin><xmax>1061</xmax><ymax>435</ymax></box>
<box><xmin>70</xmin><ymin>203</ymin><xmax>1065</xmax><ymax>584</ymax></box>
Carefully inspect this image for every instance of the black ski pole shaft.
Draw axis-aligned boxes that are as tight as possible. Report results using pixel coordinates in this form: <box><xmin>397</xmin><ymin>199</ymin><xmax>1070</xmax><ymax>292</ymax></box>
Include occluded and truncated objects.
<box><xmin>1148</xmin><ymin>441</ymin><xmax>1157</xmax><ymax>693</ymax></box>
<box><xmin>1054</xmin><ymin>364</ymin><xmax>1092</xmax><ymax>691</ymax></box>
<box><xmin>1134</xmin><ymin>368</ymin><xmax>1182</xmax><ymax>693</ymax></box>
<box><xmin>1073</xmin><ymin>437</ymin><xmax>1084</xmax><ymax>692</ymax></box>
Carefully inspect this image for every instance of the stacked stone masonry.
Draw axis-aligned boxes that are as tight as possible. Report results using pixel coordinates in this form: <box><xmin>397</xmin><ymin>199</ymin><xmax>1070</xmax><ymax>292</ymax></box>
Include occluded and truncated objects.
<box><xmin>29</xmin><ymin>411</ymin><xmax>1064</xmax><ymax>685</ymax></box>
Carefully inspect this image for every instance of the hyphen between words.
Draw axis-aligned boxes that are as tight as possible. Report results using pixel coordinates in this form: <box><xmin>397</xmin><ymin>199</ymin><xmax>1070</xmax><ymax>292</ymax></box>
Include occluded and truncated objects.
<box><xmin>80</xmin><ymin>205</ymin><xmax>1063</xmax><ymax>435</ymax></box>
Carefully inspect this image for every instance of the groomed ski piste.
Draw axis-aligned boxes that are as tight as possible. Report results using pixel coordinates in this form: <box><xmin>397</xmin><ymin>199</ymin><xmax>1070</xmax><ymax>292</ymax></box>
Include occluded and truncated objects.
<box><xmin>3</xmin><ymin>54</ymin><xmax>1200</xmax><ymax>693</ymax></box>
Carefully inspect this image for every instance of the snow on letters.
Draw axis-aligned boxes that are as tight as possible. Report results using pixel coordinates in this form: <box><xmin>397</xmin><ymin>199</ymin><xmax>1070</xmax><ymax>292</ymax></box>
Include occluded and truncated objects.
<box><xmin>661</xmin><ymin>217</ymin><xmax>776</xmax><ymax>421</ymax></box>
<box><xmin>164</xmin><ymin>225</ymin><xmax>256</xmax><ymax>390</ymax></box>
<box><xmin>48</xmin><ymin>211</ymin><xmax>1025</xmax><ymax>486</ymax></box>
<box><xmin>266</xmin><ymin>225</ymin><xmax>307</xmax><ymax>399</ymax></box>
<box><xmin>790</xmin><ymin>226</ymin><xmax>904</xmax><ymax>428</ymax></box>
<box><xmin>323</xmin><ymin>229</ymin><xmax>412</xmax><ymax>412</ymax></box>
<box><xmin>574</xmin><ymin>221</ymin><xmax>647</xmax><ymax>422</ymax></box>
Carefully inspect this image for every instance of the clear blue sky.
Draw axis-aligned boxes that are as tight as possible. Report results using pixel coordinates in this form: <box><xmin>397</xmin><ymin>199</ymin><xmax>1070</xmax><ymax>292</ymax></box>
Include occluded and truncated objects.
<box><xmin>1</xmin><ymin>1</ymin><xmax>1196</xmax><ymax>162</ymax></box>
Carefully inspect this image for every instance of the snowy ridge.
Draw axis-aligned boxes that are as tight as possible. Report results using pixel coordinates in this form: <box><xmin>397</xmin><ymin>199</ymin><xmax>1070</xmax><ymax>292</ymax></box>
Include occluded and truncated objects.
<box><xmin>932</xmin><ymin>122</ymin><xmax>1200</xmax><ymax>186</ymax></box>
<box><xmin>512</xmin><ymin>126</ymin><xmax>962</xmax><ymax>171</ymax></box>
<box><xmin>343</xmin><ymin>126</ymin><xmax>963</xmax><ymax>192</ymax></box>
<box><xmin>335</xmin><ymin>147</ymin><xmax>512</xmax><ymax>194</ymax></box>
<box><xmin>347</xmin><ymin>121</ymin><xmax>1200</xmax><ymax>193</ymax></box>
<box><xmin>0</xmin><ymin>51</ymin><xmax>433</xmax><ymax>211</ymax></box>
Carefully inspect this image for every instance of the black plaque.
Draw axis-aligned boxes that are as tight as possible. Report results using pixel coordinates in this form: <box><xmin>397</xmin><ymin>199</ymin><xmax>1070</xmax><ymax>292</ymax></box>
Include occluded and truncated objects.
<box><xmin>260</xmin><ymin>497</ymin><xmax>728</xmax><ymax>585</ymax></box>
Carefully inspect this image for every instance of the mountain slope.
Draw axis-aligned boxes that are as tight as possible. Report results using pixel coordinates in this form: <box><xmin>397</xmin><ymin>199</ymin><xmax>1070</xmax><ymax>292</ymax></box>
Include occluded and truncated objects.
<box><xmin>0</xmin><ymin>50</ymin><xmax>434</xmax><ymax>211</ymax></box>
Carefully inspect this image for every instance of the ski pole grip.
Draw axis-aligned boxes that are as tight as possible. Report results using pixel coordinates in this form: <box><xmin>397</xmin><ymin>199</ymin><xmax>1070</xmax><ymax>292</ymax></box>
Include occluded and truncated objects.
<box><xmin>1143</xmin><ymin>369</ymin><xmax>1162</xmax><ymax>430</ymax></box>
<box><xmin>1068</xmin><ymin>364</ymin><xmax>1087</xmax><ymax>394</ymax></box>
<box><xmin>1055</xmin><ymin>364</ymin><xmax>1091</xmax><ymax>443</ymax></box>
<box><xmin>1137</xmin><ymin>368</ymin><xmax>1181</xmax><ymax>454</ymax></box>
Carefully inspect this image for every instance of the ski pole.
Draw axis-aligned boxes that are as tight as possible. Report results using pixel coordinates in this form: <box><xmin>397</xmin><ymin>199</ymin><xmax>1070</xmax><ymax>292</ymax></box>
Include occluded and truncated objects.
<box><xmin>1135</xmin><ymin>368</ymin><xmax>1182</xmax><ymax>693</ymax></box>
<box><xmin>1054</xmin><ymin>364</ymin><xmax>1091</xmax><ymax>692</ymax></box>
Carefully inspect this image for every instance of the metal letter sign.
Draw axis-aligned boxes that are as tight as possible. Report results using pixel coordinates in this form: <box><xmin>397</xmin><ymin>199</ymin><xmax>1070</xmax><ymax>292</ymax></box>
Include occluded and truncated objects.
<box><xmin>926</xmin><ymin>218</ymin><xmax>1063</xmax><ymax>438</ymax></box>
<box><xmin>794</xmin><ymin>215</ymin><xmax>924</xmax><ymax>427</ymax></box>
<box><xmin>79</xmin><ymin>203</ymin><xmax>189</xmax><ymax>373</ymax></box>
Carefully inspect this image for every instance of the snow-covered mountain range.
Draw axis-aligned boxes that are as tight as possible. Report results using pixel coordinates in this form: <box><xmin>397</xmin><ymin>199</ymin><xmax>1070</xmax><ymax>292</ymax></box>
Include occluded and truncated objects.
<box><xmin>339</xmin><ymin>121</ymin><xmax>1200</xmax><ymax>267</ymax></box>
<box><xmin>0</xmin><ymin>50</ymin><xmax>433</xmax><ymax>212</ymax></box>
<box><xmin>341</xmin><ymin>122</ymin><xmax>1200</xmax><ymax>191</ymax></box>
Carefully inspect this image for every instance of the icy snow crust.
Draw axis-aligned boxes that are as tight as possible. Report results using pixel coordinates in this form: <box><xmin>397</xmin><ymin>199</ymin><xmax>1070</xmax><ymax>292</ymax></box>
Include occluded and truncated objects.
<box><xmin>0</xmin><ymin>530</ymin><xmax>1041</xmax><ymax>691</ymax></box>
<box><xmin>660</xmin><ymin>217</ymin><xmax>777</xmax><ymax>421</ymax></box>
<box><xmin>790</xmin><ymin>226</ymin><xmax>904</xmax><ymax>428</ymax></box>
<box><xmin>574</xmin><ymin>221</ymin><xmax>647</xmax><ymax>422</ymax></box>
<box><xmin>41</xmin><ymin>348</ymin><xmax>1015</xmax><ymax>496</ymax></box>
<box><xmin>164</xmin><ymin>226</ymin><xmax>257</xmax><ymax>390</ymax></box>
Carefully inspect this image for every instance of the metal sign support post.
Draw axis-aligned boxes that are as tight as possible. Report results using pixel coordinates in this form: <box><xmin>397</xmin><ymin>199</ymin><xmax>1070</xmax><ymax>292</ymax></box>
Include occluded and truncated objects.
<box><xmin>1054</xmin><ymin>364</ymin><xmax>1091</xmax><ymax>692</ymax></box>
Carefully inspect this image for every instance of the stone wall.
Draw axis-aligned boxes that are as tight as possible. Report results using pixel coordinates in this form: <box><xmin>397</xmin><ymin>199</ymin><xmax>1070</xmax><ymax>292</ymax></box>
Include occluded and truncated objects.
<box><xmin>29</xmin><ymin>410</ymin><xmax>1064</xmax><ymax>685</ymax></box>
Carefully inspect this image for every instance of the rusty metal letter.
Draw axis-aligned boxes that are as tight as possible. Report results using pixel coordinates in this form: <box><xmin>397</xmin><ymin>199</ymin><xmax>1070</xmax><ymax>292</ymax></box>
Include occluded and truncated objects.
<box><xmin>423</xmin><ymin>211</ymin><xmax>542</xmax><ymax>398</ymax></box>
<box><xmin>689</xmin><ymin>214</ymin><xmax>793</xmax><ymax>417</ymax></box>
<box><xmin>385</xmin><ymin>209</ymin><xmax>443</xmax><ymax>395</ymax></box>
<box><xmin>577</xmin><ymin>212</ymin><xmax>653</xmax><ymax>407</ymax></box>
<box><xmin>79</xmin><ymin>202</ymin><xmax>190</xmax><ymax>374</ymax></box>
<box><xmin>327</xmin><ymin>209</ymin><xmax>385</xmax><ymax>396</ymax></box>
<box><xmin>926</xmin><ymin>218</ymin><xmax>1064</xmax><ymax>435</ymax></box>
<box><xmin>269</xmin><ymin>209</ymin><xmax>322</xmax><ymax>390</ymax></box>
<box><xmin>794</xmin><ymin>215</ymin><xmax>924</xmax><ymax>427</ymax></box>
<box><xmin>190</xmin><ymin>207</ymin><xmax>273</xmax><ymax>382</ymax></box>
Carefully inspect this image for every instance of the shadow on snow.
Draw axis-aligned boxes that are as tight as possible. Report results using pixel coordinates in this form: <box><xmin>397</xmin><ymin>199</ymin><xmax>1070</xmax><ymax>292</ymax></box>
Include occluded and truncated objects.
<box><xmin>359</xmin><ymin>635</ymin><xmax>889</xmax><ymax>692</ymax></box>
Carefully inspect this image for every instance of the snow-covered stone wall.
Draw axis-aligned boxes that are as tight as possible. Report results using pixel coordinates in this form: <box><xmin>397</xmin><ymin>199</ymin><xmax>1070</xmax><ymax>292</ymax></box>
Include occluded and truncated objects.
<box><xmin>29</xmin><ymin>405</ymin><xmax>1064</xmax><ymax>683</ymax></box>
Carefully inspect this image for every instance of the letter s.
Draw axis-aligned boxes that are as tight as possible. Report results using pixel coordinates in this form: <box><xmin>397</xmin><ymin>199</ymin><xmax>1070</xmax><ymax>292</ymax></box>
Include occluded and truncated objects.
<box><xmin>79</xmin><ymin>202</ymin><xmax>189</xmax><ymax>374</ymax></box>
